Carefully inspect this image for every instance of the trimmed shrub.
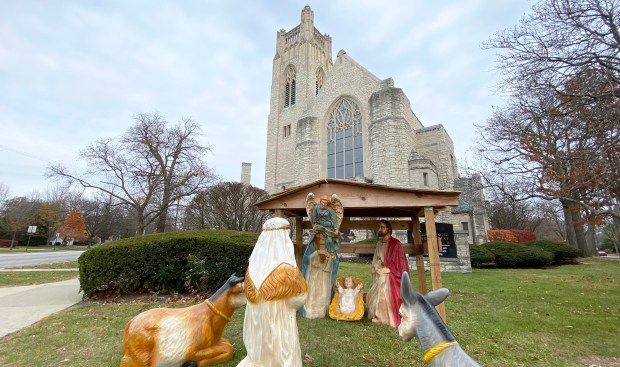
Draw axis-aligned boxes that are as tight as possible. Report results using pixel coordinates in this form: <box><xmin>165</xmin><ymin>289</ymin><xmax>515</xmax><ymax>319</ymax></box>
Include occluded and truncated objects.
<box><xmin>78</xmin><ymin>229</ymin><xmax>258</xmax><ymax>298</ymax></box>
<box><xmin>487</xmin><ymin>229</ymin><xmax>536</xmax><ymax>243</ymax></box>
<box><xmin>487</xmin><ymin>230</ymin><xmax>519</xmax><ymax>243</ymax></box>
<box><xmin>512</xmin><ymin>230</ymin><xmax>537</xmax><ymax>243</ymax></box>
<box><xmin>480</xmin><ymin>241</ymin><xmax>553</xmax><ymax>268</ymax></box>
<box><xmin>524</xmin><ymin>239</ymin><xmax>581</xmax><ymax>264</ymax></box>
<box><xmin>469</xmin><ymin>244</ymin><xmax>495</xmax><ymax>267</ymax></box>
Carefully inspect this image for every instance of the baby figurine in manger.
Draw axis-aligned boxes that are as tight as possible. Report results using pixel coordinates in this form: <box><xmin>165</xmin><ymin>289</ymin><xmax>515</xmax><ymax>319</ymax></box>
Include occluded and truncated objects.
<box><xmin>328</xmin><ymin>276</ymin><xmax>365</xmax><ymax>321</ymax></box>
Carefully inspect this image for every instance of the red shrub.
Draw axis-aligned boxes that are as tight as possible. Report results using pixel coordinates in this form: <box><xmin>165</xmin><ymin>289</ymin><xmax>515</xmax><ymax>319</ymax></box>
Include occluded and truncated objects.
<box><xmin>512</xmin><ymin>230</ymin><xmax>537</xmax><ymax>242</ymax></box>
<box><xmin>487</xmin><ymin>229</ymin><xmax>536</xmax><ymax>243</ymax></box>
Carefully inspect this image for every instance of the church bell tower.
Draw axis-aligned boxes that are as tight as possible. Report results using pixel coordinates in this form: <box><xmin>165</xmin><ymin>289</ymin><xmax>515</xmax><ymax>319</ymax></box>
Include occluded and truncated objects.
<box><xmin>264</xmin><ymin>6</ymin><xmax>333</xmax><ymax>193</ymax></box>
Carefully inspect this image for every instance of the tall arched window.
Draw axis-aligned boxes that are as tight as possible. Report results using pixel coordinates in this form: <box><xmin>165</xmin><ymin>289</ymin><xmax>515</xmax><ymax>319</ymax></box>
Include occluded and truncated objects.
<box><xmin>284</xmin><ymin>66</ymin><xmax>296</xmax><ymax>108</ymax></box>
<box><xmin>327</xmin><ymin>98</ymin><xmax>363</xmax><ymax>179</ymax></box>
<box><xmin>315</xmin><ymin>67</ymin><xmax>325</xmax><ymax>95</ymax></box>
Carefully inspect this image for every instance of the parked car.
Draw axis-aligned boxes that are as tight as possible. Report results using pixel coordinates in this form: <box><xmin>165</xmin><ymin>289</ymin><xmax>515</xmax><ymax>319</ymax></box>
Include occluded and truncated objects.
<box><xmin>598</xmin><ymin>250</ymin><xmax>608</xmax><ymax>257</ymax></box>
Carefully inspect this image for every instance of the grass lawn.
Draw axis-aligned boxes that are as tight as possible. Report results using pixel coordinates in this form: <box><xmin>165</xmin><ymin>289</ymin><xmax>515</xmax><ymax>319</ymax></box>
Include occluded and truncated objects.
<box><xmin>11</xmin><ymin>261</ymin><xmax>79</xmax><ymax>270</ymax></box>
<box><xmin>0</xmin><ymin>246</ymin><xmax>89</xmax><ymax>253</ymax></box>
<box><xmin>0</xmin><ymin>258</ymin><xmax>618</xmax><ymax>366</ymax></box>
<box><xmin>0</xmin><ymin>261</ymin><xmax>79</xmax><ymax>287</ymax></box>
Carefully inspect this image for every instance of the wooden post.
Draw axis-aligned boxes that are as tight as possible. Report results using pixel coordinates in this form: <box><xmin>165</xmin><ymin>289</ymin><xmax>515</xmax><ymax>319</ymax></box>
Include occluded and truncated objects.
<box><xmin>294</xmin><ymin>217</ymin><xmax>304</xmax><ymax>268</ymax></box>
<box><xmin>424</xmin><ymin>207</ymin><xmax>446</xmax><ymax>322</ymax></box>
<box><xmin>411</xmin><ymin>216</ymin><xmax>427</xmax><ymax>294</ymax></box>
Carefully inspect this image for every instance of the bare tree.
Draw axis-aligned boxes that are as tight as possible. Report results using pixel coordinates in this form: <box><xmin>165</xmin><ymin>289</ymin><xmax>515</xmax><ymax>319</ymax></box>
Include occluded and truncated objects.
<box><xmin>76</xmin><ymin>193</ymin><xmax>134</xmax><ymax>242</ymax></box>
<box><xmin>123</xmin><ymin>113</ymin><xmax>218</xmax><ymax>232</ymax></box>
<box><xmin>47</xmin><ymin>112</ymin><xmax>218</xmax><ymax>235</ymax></box>
<box><xmin>184</xmin><ymin>182</ymin><xmax>270</xmax><ymax>232</ymax></box>
<box><xmin>0</xmin><ymin>183</ymin><xmax>9</xmax><ymax>206</ymax></box>
<box><xmin>483</xmin><ymin>0</ymin><xmax>620</xmax><ymax>99</ymax></box>
<box><xmin>477</xmin><ymin>0</ymin><xmax>620</xmax><ymax>255</ymax></box>
<box><xmin>602</xmin><ymin>220</ymin><xmax>620</xmax><ymax>254</ymax></box>
<box><xmin>1</xmin><ymin>197</ymin><xmax>39</xmax><ymax>249</ymax></box>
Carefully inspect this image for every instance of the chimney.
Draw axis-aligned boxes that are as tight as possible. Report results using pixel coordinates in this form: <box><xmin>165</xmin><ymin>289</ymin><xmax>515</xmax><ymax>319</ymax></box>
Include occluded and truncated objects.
<box><xmin>241</xmin><ymin>162</ymin><xmax>252</xmax><ymax>185</ymax></box>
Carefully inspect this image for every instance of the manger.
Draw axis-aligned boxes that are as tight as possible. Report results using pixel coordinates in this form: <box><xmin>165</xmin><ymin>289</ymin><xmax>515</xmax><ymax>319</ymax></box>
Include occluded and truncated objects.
<box><xmin>255</xmin><ymin>178</ymin><xmax>461</xmax><ymax>321</ymax></box>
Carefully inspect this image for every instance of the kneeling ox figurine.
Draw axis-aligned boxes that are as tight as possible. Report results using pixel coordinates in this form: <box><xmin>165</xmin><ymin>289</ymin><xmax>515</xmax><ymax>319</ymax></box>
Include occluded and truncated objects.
<box><xmin>398</xmin><ymin>272</ymin><xmax>481</xmax><ymax>367</ymax></box>
<box><xmin>120</xmin><ymin>274</ymin><xmax>246</xmax><ymax>367</ymax></box>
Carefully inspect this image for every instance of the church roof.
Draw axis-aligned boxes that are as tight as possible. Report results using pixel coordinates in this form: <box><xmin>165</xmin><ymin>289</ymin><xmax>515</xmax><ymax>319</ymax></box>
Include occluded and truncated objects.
<box><xmin>255</xmin><ymin>178</ymin><xmax>460</xmax><ymax>218</ymax></box>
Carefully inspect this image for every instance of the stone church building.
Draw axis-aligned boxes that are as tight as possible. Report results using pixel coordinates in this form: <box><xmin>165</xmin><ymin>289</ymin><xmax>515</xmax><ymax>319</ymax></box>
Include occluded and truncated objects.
<box><xmin>263</xmin><ymin>6</ymin><xmax>489</xmax><ymax>248</ymax></box>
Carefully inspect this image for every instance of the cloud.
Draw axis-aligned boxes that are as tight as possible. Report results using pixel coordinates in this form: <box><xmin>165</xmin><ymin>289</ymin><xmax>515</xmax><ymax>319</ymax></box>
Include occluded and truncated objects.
<box><xmin>0</xmin><ymin>1</ymin><xmax>533</xmax><ymax>196</ymax></box>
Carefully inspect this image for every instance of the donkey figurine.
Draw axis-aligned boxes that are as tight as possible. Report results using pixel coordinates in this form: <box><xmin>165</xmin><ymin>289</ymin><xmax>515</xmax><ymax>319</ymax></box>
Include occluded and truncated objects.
<box><xmin>120</xmin><ymin>274</ymin><xmax>246</xmax><ymax>367</ymax></box>
<box><xmin>398</xmin><ymin>272</ymin><xmax>481</xmax><ymax>366</ymax></box>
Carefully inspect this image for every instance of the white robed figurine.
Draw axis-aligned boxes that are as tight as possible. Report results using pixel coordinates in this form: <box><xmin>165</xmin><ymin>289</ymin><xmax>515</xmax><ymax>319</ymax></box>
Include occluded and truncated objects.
<box><xmin>237</xmin><ymin>217</ymin><xmax>308</xmax><ymax>367</ymax></box>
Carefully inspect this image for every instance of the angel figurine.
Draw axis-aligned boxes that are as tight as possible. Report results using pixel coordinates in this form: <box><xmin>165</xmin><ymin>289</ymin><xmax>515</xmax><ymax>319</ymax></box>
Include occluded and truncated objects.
<box><xmin>306</xmin><ymin>193</ymin><xmax>343</xmax><ymax>254</ymax></box>
<box><xmin>300</xmin><ymin>193</ymin><xmax>344</xmax><ymax>319</ymax></box>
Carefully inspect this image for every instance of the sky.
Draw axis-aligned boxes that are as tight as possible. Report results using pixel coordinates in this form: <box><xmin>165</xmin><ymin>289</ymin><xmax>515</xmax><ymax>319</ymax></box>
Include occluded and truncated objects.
<box><xmin>0</xmin><ymin>1</ymin><xmax>534</xmax><ymax>198</ymax></box>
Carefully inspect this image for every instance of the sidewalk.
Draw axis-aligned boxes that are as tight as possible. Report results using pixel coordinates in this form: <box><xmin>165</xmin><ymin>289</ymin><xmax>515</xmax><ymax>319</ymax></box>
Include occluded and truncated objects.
<box><xmin>0</xmin><ymin>277</ymin><xmax>83</xmax><ymax>338</ymax></box>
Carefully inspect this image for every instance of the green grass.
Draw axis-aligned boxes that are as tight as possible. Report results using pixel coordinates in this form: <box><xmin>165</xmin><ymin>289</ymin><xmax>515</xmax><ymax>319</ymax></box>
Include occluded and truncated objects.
<box><xmin>0</xmin><ymin>246</ymin><xmax>89</xmax><ymax>253</ymax></box>
<box><xmin>0</xmin><ymin>261</ymin><xmax>80</xmax><ymax>287</ymax></box>
<box><xmin>0</xmin><ymin>271</ymin><xmax>79</xmax><ymax>287</ymax></box>
<box><xmin>12</xmin><ymin>261</ymin><xmax>79</xmax><ymax>269</ymax></box>
<box><xmin>0</xmin><ymin>259</ymin><xmax>618</xmax><ymax>366</ymax></box>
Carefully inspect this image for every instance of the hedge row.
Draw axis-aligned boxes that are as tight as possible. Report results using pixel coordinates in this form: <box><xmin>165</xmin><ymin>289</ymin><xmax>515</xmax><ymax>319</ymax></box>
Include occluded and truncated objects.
<box><xmin>487</xmin><ymin>229</ymin><xmax>537</xmax><ymax>243</ymax></box>
<box><xmin>78</xmin><ymin>229</ymin><xmax>258</xmax><ymax>297</ymax></box>
<box><xmin>470</xmin><ymin>240</ymin><xmax>580</xmax><ymax>269</ymax></box>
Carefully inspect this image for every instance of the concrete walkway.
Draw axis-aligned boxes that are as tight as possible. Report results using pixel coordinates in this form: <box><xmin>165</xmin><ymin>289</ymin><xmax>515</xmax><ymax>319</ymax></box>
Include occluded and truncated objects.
<box><xmin>0</xmin><ymin>277</ymin><xmax>82</xmax><ymax>338</ymax></box>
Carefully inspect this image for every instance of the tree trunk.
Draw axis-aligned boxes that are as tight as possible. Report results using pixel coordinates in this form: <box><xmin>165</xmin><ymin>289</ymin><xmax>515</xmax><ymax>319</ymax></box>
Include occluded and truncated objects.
<box><xmin>135</xmin><ymin>208</ymin><xmax>146</xmax><ymax>236</ymax></box>
<box><xmin>155</xmin><ymin>207</ymin><xmax>168</xmax><ymax>233</ymax></box>
<box><xmin>571</xmin><ymin>212</ymin><xmax>591</xmax><ymax>256</ymax></box>
<box><xmin>562</xmin><ymin>201</ymin><xmax>578</xmax><ymax>249</ymax></box>
<box><xmin>614</xmin><ymin>216</ymin><xmax>620</xmax><ymax>255</ymax></box>
<box><xmin>585</xmin><ymin>210</ymin><xmax>597</xmax><ymax>253</ymax></box>
<box><xmin>155</xmin><ymin>187</ymin><xmax>172</xmax><ymax>233</ymax></box>
<box><xmin>562</xmin><ymin>200</ymin><xmax>592</xmax><ymax>256</ymax></box>
<box><xmin>561</xmin><ymin>200</ymin><xmax>593</xmax><ymax>256</ymax></box>
<box><xmin>10</xmin><ymin>231</ymin><xmax>17</xmax><ymax>250</ymax></box>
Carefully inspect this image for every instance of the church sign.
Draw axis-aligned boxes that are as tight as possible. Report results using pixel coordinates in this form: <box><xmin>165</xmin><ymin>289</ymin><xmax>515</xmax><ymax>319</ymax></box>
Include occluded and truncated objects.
<box><xmin>410</xmin><ymin>223</ymin><xmax>457</xmax><ymax>258</ymax></box>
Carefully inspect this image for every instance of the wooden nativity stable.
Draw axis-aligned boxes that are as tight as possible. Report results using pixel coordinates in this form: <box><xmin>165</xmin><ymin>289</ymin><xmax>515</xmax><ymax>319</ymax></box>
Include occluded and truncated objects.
<box><xmin>255</xmin><ymin>178</ymin><xmax>461</xmax><ymax>320</ymax></box>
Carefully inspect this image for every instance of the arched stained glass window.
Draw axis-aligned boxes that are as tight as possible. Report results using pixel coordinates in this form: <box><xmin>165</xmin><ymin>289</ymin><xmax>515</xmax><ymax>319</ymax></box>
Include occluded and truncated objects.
<box><xmin>284</xmin><ymin>66</ymin><xmax>296</xmax><ymax>108</ymax></box>
<box><xmin>327</xmin><ymin>98</ymin><xmax>363</xmax><ymax>179</ymax></box>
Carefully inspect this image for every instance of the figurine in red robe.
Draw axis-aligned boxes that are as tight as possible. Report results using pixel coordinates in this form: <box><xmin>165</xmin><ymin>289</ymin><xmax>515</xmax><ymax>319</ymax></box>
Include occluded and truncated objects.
<box><xmin>366</xmin><ymin>219</ymin><xmax>410</xmax><ymax>327</ymax></box>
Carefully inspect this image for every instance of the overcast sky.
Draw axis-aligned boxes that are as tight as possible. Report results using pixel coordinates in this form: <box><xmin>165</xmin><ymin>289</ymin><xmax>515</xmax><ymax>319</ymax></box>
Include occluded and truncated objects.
<box><xmin>0</xmin><ymin>1</ymin><xmax>533</xmax><ymax>198</ymax></box>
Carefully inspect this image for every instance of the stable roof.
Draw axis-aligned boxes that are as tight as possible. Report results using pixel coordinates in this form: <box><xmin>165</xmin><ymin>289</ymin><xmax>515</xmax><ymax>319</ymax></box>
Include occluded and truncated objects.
<box><xmin>255</xmin><ymin>178</ymin><xmax>461</xmax><ymax>218</ymax></box>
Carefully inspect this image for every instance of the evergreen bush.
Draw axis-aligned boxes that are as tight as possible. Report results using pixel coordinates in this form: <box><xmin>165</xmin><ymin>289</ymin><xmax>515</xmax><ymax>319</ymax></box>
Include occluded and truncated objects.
<box><xmin>469</xmin><ymin>244</ymin><xmax>495</xmax><ymax>267</ymax></box>
<box><xmin>78</xmin><ymin>229</ymin><xmax>258</xmax><ymax>297</ymax></box>
<box><xmin>480</xmin><ymin>241</ymin><xmax>553</xmax><ymax>268</ymax></box>
<box><xmin>523</xmin><ymin>239</ymin><xmax>581</xmax><ymax>263</ymax></box>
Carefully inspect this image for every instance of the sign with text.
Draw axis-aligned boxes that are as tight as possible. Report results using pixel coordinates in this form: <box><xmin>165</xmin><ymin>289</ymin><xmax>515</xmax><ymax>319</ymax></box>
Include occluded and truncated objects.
<box><xmin>408</xmin><ymin>222</ymin><xmax>457</xmax><ymax>258</ymax></box>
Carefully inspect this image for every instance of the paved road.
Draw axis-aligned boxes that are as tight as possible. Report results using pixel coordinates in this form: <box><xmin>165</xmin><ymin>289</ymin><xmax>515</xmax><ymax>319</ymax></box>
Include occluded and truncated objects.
<box><xmin>0</xmin><ymin>251</ymin><xmax>85</xmax><ymax>268</ymax></box>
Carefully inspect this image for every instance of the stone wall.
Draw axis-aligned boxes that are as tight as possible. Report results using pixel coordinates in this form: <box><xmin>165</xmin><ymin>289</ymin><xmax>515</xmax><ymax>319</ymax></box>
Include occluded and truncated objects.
<box><xmin>368</xmin><ymin>87</ymin><xmax>414</xmax><ymax>187</ymax></box>
<box><xmin>452</xmin><ymin>174</ymin><xmax>490</xmax><ymax>244</ymax></box>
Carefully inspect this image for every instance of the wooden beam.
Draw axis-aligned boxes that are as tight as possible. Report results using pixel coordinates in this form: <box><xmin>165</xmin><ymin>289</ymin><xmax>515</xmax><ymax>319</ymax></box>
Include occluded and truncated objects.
<box><xmin>295</xmin><ymin>217</ymin><xmax>304</xmax><ymax>268</ymax></box>
<box><xmin>424</xmin><ymin>206</ymin><xmax>446</xmax><ymax>322</ymax></box>
<box><xmin>302</xmin><ymin>218</ymin><xmax>426</xmax><ymax>231</ymax></box>
<box><xmin>338</xmin><ymin>242</ymin><xmax>418</xmax><ymax>254</ymax></box>
<box><xmin>411</xmin><ymin>216</ymin><xmax>427</xmax><ymax>294</ymax></box>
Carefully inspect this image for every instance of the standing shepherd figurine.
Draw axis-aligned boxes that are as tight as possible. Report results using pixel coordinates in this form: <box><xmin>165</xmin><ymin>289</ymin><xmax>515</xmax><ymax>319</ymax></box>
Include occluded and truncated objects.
<box><xmin>237</xmin><ymin>217</ymin><xmax>308</xmax><ymax>367</ymax></box>
<box><xmin>398</xmin><ymin>272</ymin><xmax>481</xmax><ymax>366</ymax></box>
<box><xmin>300</xmin><ymin>193</ymin><xmax>343</xmax><ymax>318</ymax></box>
